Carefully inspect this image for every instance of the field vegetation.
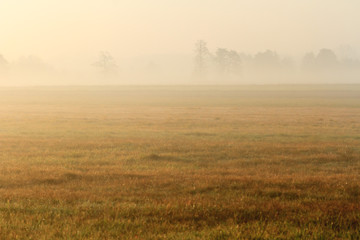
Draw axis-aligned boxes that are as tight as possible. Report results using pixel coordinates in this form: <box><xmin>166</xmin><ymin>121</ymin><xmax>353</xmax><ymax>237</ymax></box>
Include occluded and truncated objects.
<box><xmin>0</xmin><ymin>85</ymin><xmax>359</xmax><ymax>239</ymax></box>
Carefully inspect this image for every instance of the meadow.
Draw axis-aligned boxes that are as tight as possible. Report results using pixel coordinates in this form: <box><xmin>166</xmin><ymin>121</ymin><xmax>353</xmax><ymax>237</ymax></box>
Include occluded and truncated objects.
<box><xmin>0</xmin><ymin>85</ymin><xmax>359</xmax><ymax>239</ymax></box>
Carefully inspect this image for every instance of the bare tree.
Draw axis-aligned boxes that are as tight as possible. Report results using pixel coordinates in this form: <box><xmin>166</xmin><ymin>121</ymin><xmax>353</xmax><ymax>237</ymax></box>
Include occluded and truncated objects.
<box><xmin>93</xmin><ymin>51</ymin><xmax>118</xmax><ymax>75</ymax></box>
<box><xmin>194</xmin><ymin>40</ymin><xmax>210</xmax><ymax>78</ymax></box>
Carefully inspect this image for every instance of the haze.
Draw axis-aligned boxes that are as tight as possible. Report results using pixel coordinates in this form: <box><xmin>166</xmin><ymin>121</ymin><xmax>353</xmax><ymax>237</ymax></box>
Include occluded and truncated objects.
<box><xmin>1</xmin><ymin>0</ymin><xmax>360</xmax><ymax>85</ymax></box>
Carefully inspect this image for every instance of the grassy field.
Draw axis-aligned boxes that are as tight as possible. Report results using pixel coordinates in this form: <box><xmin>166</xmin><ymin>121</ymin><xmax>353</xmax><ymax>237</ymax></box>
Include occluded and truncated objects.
<box><xmin>0</xmin><ymin>85</ymin><xmax>359</xmax><ymax>239</ymax></box>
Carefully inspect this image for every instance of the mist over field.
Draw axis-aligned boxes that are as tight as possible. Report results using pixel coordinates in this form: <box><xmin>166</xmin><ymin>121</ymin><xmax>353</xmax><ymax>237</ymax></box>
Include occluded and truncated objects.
<box><xmin>1</xmin><ymin>0</ymin><xmax>360</xmax><ymax>85</ymax></box>
<box><xmin>1</xmin><ymin>1</ymin><xmax>360</xmax><ymax>239</ymax></box>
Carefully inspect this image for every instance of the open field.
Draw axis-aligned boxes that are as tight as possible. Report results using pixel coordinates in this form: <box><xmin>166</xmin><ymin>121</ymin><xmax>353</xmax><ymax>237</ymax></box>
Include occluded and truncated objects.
<box><xmin>0</xmin><ymin>85</ymin><xmax>359</xmax><ymax>239</ymax></box>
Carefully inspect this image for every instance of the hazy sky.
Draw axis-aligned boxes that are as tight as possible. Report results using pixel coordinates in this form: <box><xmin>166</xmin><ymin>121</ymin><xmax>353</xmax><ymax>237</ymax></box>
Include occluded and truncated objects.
<box><xmin>1</xmin><ymin>0</ymin><xmax>359</xmax><ymax>64</ymax></box>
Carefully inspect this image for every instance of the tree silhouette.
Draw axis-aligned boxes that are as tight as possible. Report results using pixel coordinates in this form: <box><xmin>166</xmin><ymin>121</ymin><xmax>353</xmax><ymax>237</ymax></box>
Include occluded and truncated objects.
<box><xmin>0</xmin><ymin>54</ymin><xmax>8</xmax><ymax>76</ymax></box>
<box><xmin>214</xmin><ymin>48</ymin><xmax>241</xmax><ymax>75</ymax></box>
<box><xmin>0</xmin><ymin>55</ymin><xmax>8</xmax><ymax>68</ymax></box>
<box><xmin>302</xmin><ymin>52</ymin><xmax>316</xmax><ymax>71</ymax></box>
<box><xmin>316</xmin><ymin>49</ymin><xmax>338</xmax><ymax>68</ymax></box>
<box><xmin>93</xmin><ymin>51</ymin><xmax>118</xmax><ymax>75</ymax></box>
<box><xmin>254</xmin><ymin>50</ymin><xmax>280</xmax><ymax>68</ymax></box>
<box><xmin>194</xmin><ymin>40</ymin><xmax>210</xmax><ymax>78</ymax></box>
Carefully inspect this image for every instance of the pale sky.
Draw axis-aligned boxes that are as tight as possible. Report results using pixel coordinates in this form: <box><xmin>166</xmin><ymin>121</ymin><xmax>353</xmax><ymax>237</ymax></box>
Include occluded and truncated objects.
<box><xmin>1</xmin><ymin>0</ymin><xmax>359</xmax><ymax>64</ymax></box>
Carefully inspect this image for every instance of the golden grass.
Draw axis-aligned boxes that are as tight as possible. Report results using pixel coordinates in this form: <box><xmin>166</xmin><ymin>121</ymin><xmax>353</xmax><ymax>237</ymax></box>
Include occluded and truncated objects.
<box><xmin>0</xmin><ymin>86</ymin><xmax>359</xmax><ymax>239</ymax></box>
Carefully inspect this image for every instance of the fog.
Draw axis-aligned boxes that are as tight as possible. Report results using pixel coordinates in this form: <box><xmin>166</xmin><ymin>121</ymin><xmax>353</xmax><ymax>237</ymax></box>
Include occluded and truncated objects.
<box><xmin>1</xmin><ymin>0</ymin><xmax>360</xmax><ymax>85</ymax></box>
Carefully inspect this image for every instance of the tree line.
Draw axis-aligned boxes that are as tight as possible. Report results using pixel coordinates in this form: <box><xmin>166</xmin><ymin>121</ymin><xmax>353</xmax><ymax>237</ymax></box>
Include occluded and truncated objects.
<box><xmin>1</xmin><ymin>41</ymin><xmax>360</xmax><ymax>84</ymax></box>
<box><xmin>193</xmin><ymin>40</ymin><xmax>360</xmax><ymax>83</ymax></box>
